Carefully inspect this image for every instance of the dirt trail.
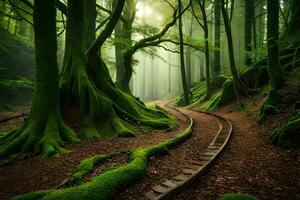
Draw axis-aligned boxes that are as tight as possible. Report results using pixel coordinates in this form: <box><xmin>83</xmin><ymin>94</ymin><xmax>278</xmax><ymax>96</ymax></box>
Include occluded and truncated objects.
<box><xmin>118</xmin><ymin>106</ymin><xmax>220</xmax><ymax>200</ymax></box>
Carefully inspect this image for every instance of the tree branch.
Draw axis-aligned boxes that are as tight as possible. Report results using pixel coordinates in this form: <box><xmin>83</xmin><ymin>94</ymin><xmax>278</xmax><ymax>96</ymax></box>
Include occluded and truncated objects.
<box><xmin>87</xmin><ymin>0</ymin><xmax>125</xmax><ymax>57</ymax></box>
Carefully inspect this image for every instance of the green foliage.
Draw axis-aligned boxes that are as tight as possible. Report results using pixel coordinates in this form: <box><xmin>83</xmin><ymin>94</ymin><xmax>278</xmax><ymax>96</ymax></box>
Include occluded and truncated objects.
<box><xmin>132</xmin><ymin>23</ymin><xmax>160</xmax><ymax>38</ymax></box>
<box><xmin>0</xmin><ymin>29</ymin><xmax>35</xmax><ymax>106</ymax></box>
<box><xmin>271</xmin><ymin>103</ymin><xmax>300</xmax><ymax>148</ymax></box>
<box><xmin>218</xmin><ymin>193</ymin><xmax>257</xmax><ymax>200</ymax></box>
<box><xmin>14</xmin><ymin>115</ymin><xmax>192</xmax><ymax>200</ymax></box>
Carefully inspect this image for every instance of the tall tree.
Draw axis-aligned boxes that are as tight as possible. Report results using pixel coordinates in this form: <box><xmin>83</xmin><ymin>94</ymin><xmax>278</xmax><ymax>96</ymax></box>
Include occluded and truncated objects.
<box><xmin>220</xmin><ymin>0</ymin><xmax>242</xmax><ymax>104</ymax></box>
<box><xmin>0</xmin><ymin>0</ymin><xmax>79</xmax><ymax>159</ymax></box>
<box><xmin>192</xmin><ymin>0</ymin><xmax>211</xmax><ymax>98</ymax></box>
<box><xmin>267</xmin><ymin>0</ymin><xmax>284</xmax><ymax>89</ymax></box>
<box><xmin>178</xmin><ymin>0</ymin><xmax>190</xmax><ymax>104</ymax></box>
<box><xmin>117</xmin><ymin>2</ymin><xmax>195</xmax><ymax>94</ymax></box>
<box><xmin>244</xmin><ymin>0</ymin><xmax>254</xmax><ymax>65</ymax></box>
<box><xmin>84</xmin><ymin>0</ymin><xmax>96</xmax><ymax>49</ymax></box>
<box><xmin>60</xmin><ymin>0</ymin><xmax>171</xmax><ymax>138</ymax></box>
<box><xmin>185</xmin><ymin>13</ymin><xmax>194</xmax><ymax>88</ymax></box>
<box><xmin>212</xmin><ymin>0</ymin><xmax>221</xmax><ymax>88</ymax></box>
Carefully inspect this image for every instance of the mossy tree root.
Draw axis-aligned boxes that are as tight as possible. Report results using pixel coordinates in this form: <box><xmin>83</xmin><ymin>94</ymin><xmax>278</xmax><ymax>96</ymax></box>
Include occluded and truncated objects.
<box><xmin>14</xmin><ymin>116</ymin><xmax>192</xmax><ymax>200</ymax></box>
<box><xmin>61</xmin><ymin>51</ymin><xmax>175</xmax><ymax>138</ymax></box>
<box><xmin>71</xmin><ymin>151</ymin><xmax>127</xmax><ymax>183</ymax></box>
<box><xmin>217</xmin><ymin>193</ymin><xmax>257</xmax><ymax>200</ymax></box>
<box><xmin>259</xmin><ymin>89</ymin><xmax>283</xmax><ymax>124</ymax></box>
<box><xmin>0</xmin><ymin>114</ymin><xmax>80</xmax><ymax>163</ymax></box>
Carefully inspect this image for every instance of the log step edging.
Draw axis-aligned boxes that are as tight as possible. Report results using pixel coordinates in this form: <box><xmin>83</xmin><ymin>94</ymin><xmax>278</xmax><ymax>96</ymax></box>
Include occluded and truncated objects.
<box><xmin>145</xmin><ymin>107</ymin><xmax>232</xmax><ymax>200</ymax></box>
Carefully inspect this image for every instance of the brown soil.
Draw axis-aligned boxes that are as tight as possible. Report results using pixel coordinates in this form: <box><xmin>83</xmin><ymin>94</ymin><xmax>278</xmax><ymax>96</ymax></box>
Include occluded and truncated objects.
<box><xmin>0</xmin><ymin>102</ymin><xmax>188</xmax><ymax>200</ymax></box>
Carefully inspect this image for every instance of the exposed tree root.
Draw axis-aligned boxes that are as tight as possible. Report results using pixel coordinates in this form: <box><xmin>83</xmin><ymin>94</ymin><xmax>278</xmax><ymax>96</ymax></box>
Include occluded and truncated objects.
<box><xmin>14</xmin><ymin>112</ymin><xmax>192</xmax><ymax>200</ymax></box>
<box><xmin>60</xmin><ymin>53</ymin><xmax>174</xmax><ymax>139</ymax></box>
<box><xmin>259</xmin><ymin>89</ymin><xmax>283</xmax><ymax>124</ymax></box>
<box><xmin>0</xmin><ymin>114</ymin><xmax>80</xmax><ymax>164</ymax></box>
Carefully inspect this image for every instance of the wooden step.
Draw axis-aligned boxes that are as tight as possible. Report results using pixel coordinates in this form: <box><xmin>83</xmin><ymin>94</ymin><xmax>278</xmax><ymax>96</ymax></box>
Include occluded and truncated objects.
<box><xmin>173</xmin><ymin>174</ymin><xmax>189</xmax><ymax>181</ymax></box>
<box><xmin>185</xmin><ymin>164</ymin><xmax>201</xmax><ymax>170</ymax></box>
<box><xmin>152</xmin><ymin>185</ymin><xmax>170</xmax><ymax>194</ymax></box>
<box><xmin>202</xmin><ymin>151</ymin><xmax>216</xmax><ymax>156</ymax></box>
<box><xmin>183</xmin><ymin>168</ymin><xmax>196</xmax><ymax>175</ymax></box>
<box><xmin>162</xmin><ymin>180</ymin><xmax>178</xmax><ymax>188</ymax></box>
<box><xmin>188</xmin><ymin>159</ymin><xmax>207</xmax><ymax>166</ymax></box>
<box><xmin>199</xmin><ymin>155</ymin><xmax>212</xmax><ymax>161</ymax></box>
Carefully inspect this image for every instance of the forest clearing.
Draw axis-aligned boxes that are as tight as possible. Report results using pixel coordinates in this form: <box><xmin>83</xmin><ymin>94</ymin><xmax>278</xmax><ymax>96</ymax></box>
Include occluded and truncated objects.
<box><xmin>0</xmin><ymin>0</ymin><xmax>299</xmax><ymax>200</ymax></box>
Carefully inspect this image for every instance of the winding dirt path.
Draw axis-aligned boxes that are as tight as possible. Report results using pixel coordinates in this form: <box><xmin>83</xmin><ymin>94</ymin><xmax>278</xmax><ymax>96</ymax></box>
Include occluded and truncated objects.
<box><xmin>117</xmin><ymin>104</ymin><xmax>221</xmax><ymax>200</ymax></box>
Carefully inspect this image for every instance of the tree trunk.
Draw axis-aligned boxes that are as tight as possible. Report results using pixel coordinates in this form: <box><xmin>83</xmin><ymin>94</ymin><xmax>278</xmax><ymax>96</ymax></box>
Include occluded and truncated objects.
<box><xmin>220</xmin><ymin>0</ymin><xmax>242</xmax><ymax>104</ymax></box>
<box><xmin>0</xmin><ymin>0</ymin><xmax>79</xmax><ymax>159</ymax></box>
<box><xmin>283</xmin><ymin>0</ymin><xmax>300</xmax><ymax>43</ymax></box>
<box><xmin>244</xmin><ymin>0</ymin><xmax>254</xmax><ymax>65</ymax></box>
<box><xmin>84</xmin><ymin>0</ymin><xmax>96</xmax><ymax>49</ymax></box>
<box><xmin>212</xmin><ymin>0</ymin><xmax>221</xmax><ymax>88</ymax></box>
<box><xmin>60</xmin><ymin>0</ymin><xmax>171</xmax><ymax>139</ymax></box>
<box><xmin>185</xmin><ymin>14</ymin><xmax>193</xmax><ymax>89</ymax></box>
<box><xmin>119</xmin><ymin>52</ymin><xmax>133</xmax><ymax>93</ymax></box>
<box><xmin>200</xmin><ymin>1</ymin><xmax>211</xmax><ymax>98</ymax></box>
<box><xmin>115</xmin><ymin>0</ymin><xmax>136</xmax><ymax>94</ymax></box>
<box><xmin>115</xmin><ymin>21</ymin><xmax>125</xmax><ymax>84</ymax></box>
<box><xmin>178</xmin><ymin>0</ymin><xmax>190</xmax><ymax>105</ymax></box>
<box><xmin>267</xmin><ymin>0</ymin><xmax>285</xmax><ymax>89</ymax></box>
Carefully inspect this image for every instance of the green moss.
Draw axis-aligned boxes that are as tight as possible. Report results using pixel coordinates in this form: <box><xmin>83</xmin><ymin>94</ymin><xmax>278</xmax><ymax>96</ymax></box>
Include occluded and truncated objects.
<box><xmin>271</xmin><ymin>108</ymin><xmax>300</xmax><ymax>149</ymax></box>
<box><xmin>14</xmin><ymin>115</ymin><xmax>192</xmax><ymax>200</ymax></box>
<box><xmin>71</xmin><ymin>152</ymin><xmax>124</xmax><ymax>183</ymax></box>
<box><xmin>259</xmin><ymin>89</ymin><xmax>283</xmax><ymax>123</ymax></box>
<box><xmin>218</xmin><ymin>193</ymin><xmax>257</xmax><ymax>200</ymax></box>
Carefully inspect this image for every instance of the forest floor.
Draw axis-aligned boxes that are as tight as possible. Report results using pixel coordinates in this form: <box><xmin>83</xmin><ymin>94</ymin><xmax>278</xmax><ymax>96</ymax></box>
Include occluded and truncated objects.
<box><xmin>0</xmin><ymin>99</ymin><xmax>299</xmax><ymax>200</ymax></box>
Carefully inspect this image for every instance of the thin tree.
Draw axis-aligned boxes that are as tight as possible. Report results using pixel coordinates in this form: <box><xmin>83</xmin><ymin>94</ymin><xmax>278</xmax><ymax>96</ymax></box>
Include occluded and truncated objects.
<box><xmin>212</xmin><ymin>0</ymin><xmax>221</xmax><ymax>89</ymax></box>
<box><xmin>244</xmin><ymin>0</ymin><xmax>254</xmax><ymax>65</ymax></box>
<box><xmin>178</xmin><ymin>0</ymin><xmax>190</xmax><ymax>105</ymax></box>
<box><xmin>191</xmin><ymin>0</ymin><xmax>211</xmax><ymax>98</ymax></box>
<box><xmin>220</xmin><ymin>0</ymin><xmax>242</xmax><ymax>104</ymax></box>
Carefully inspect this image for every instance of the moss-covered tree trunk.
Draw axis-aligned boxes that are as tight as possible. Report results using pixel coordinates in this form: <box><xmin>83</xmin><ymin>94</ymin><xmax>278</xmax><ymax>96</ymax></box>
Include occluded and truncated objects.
<box><xmin>0</xmin><ymin>0</ymin><xmax>79</xmax><ymax>160</ymax></box>
<box><xmin>267</xmin><ymin>0</ymin><xmax>285</xmax><ymax>89</ymax></box>
<box><xmin>60</xmin><ymin>0</ymin><xmax>172</xmax><ymax>138</ymax></box>
<box><xmin>114</xmin><ymin>0</ymin><xmax>136</xmax><ymax>93</ymax></box>
<box><xmin>178</xmin><ymin>0</ymin><xmax>190</xmax><ymax>105</ymax></box>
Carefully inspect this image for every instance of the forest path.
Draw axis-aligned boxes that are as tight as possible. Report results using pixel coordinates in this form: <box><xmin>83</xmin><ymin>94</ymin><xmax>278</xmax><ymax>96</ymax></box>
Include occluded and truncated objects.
<box><xmin>172</xmin><ymin>104</ymin><xmax>300</xmax><ymax>200</ymax></box>
<box><xmin>118</xmin><ymin>103</ymin><xmax>223</xmax><ymax>199</ymax></box>
<box><xmin>0</xmin><ymin>102</ymin><xmax>191</xmax><ymax>199</ymax></box>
